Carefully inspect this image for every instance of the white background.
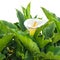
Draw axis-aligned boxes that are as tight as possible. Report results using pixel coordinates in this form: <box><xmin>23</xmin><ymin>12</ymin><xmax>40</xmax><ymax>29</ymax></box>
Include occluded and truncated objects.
<box><xmin>0</xmin><ymin>0</ymin><xmax>60</xmax><ymax>23</ymax></box>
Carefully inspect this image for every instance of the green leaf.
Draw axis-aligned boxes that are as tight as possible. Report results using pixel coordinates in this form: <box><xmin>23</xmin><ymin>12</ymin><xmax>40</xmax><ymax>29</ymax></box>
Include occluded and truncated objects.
<box><xmin>41</xmin><ymin>7</ymin><xmax>60</xmax><ymax>32</ymax></box>
<box><xmin>14</xmin><ymin>22</ymin><xmax>21</xmax><ymax>29</ymax></box>
<box><xmin>0</xmin><ymin>21</ymin><xmax>13</xmax><ymax>38</ymax></box>
<box><xmin>0</xmin><ymin>21</ymin><xmax>10</xmax><ymax>33</ymax></box>
<box><xmin>24</xmin><ymin>51</ymin><xmax>33</xmax><ymax>60</ymax></box>
<box><xmin>57</xmin><ymin>17</ymin><xmax>60</xmax><ymax>22</ymax></box>
<box><xmin>34</xmin><ymin>21</ymin><xmax>51</xmax><ymax>38</ymax></box>
<box><xmin>26</xmin><ymin>3</ymin><xmax>31</xmax><ymax>19</ymax></box>
<box><xmin>15</xmin><ymin>37</ymin><xmax>25</xmax><ymax>59</ymax></box>
<box><xmin>16</xmin><ymin>9</ymin><xmax>26</xmax><ymax>31</ymax></box>
<box><xmin>0</xmin><ymin>33</ymin><xmax>14</xmax><ymax>52</ymax></box>
<box><xmin>36</xmin><ymin>35</ymin><xmax>52</xmax><ymax>48</ymax></box>
<box><xmin>47</xmin><ymin>46</ymin><xmax>60</xmax><ymax>55</ymax></box>
<box><xmin>22</xmin><ymin>3</ymin><xmax>31</xmax><ymax>19</ymax></box>
<box><xmin>0</xmin><ymin>30</ymin><xmax>4</xmax><ymax>38</ymax></box>
<box><xmin>54</xmin><ymin>20</ymin><xmax>60</xmax><ymax>32</ymax></box>
<box><xmin>34</xmin><ymin>15</ymin><xmax>37</xmax><ymax>18</ymax></box>
<box><xmin>41</xmin><ymin>7</ymin><xmax>56</xmax><ymax>21</ymax></box>
<box><xmin>44</xmin><ymin>52</ymin><xmax>55</xmax><ymax>59</ymax></box>
<box><xmin>1</xmin><ymin>20</ymin><xmax>18</xmax><ymax>29</ymax></box>
<box><xmin>42</xmin><ymin>22</ymin><xmax>55</xmax><ymax>39</ymax></box>
<box><xmin>22</xmin><ymin>3</ymin><xmax>32</xmax><ymax>19</ymax></box>
<box><xmin>44</xmin><ymin>51</ymin><xmax>60</xmax><ymax>60</ymax></box>
<box><xmin>16</xmin><ymin>51</ymin><xmax>25</xmax><ymax>59</ymax></box>
<box><xmin>52</xmin><ymin>33</ymin><xmax>60</xmax><ymax>43</ymax></box>
<box><xmin>14</xmin><ymin>30</ymin><xmax>40</xmax><ymax>56</ymax></box>
<box><xmin>22</xmin><ymin>7</ymin><xmax>27</xmax><ymax>19</ymax></box>
<box><xmin>0</xmin><ymin>53</ymin><xmax>6</xmax><ymax>60</ymax></box>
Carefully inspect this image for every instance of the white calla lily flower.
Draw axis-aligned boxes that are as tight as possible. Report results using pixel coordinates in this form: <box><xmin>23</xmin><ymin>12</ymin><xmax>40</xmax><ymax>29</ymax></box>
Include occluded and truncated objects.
<box><xmin>24</xmin><ymin>19</ymin><xmax>47</xmax><ymax>36</ymax></box>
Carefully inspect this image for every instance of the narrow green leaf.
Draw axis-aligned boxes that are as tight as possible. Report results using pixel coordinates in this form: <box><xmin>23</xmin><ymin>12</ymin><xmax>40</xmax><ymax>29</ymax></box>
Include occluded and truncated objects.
<box><xmin>16</xmin><ymin>9</ymin><xmax>26</xmax><ymax>31</ymax></box>
<box><xmin>22</xmin><ymin>7</ymin><xmax>27</xmax><ymax>19</ymax></box>
<box><xmin>26</xmin><ymin>3</ymin><xmax>31</xmax><ymax>19</ymax></box>
<box><xmin>34</xmin><ymin>15</ymin><xmax>37</xmax><ymax>18</ymax></box>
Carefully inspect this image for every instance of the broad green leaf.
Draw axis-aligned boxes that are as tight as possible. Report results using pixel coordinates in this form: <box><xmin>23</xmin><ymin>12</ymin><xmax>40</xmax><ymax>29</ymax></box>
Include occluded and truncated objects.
<box><xmin>38</xmin><ymin>51</ymin><xmax>60</xmax><ymax>60</ymax></box>
<box><xmin>47</xmin><ymin>46</ymin><xmax>60</xmax><ymax>55</ymax></box>
<box><xmin>14</xmin><ymin>30</ymin><xmax>40</xmax><ymax>56</ymax></box>
<box><xmin>42</xmin><ymin>22</ymin><xmax>55</xmax><ymax>39</ymax></box>
<box><xmin>38</xmin><ymin>51</ymin><xmax>60</xmax><ymax>59</ymax></box>
<box><xmin>0</xmin><ymin>21</ymin><xmax>13</xmax><ymax>38</ymax></box>
<box><xmin>1</xmin><ymin>20</ymin><xmax>18</xmax><ymax>29</ymax></box>
<box><xmin>36</xmin><ymin>35</ymin><xmax>52</xmax><ymax>48</ymax></box>
<box><xmin>0</xmin><ymin>21</ymin><xmax>10</xmax><ymax>33</ymax></box>
<box><xmin>41</xmin><ymin>7</ymin><xmax>60</xmax><ymax>32</ymax></box>
<box><xmin>44</xmin><ymin>51</ymin><xmax>60</xmax><ymax>60</ymax></box>
<box><xmin>0</xmin><ymin>33</ymin><xmax>14</xmax><ymax>52</ymax></box>
<box><xmin>0</xmin><ymin>53</ymin><xmax>6</xmax><ymax>60</ymax></box>
<box><xmin>44</xmin><ymin>52</ymin><xmax>55</xmax><ymax>59</ymax></box>
<box><xmin>16</xmin><ymin>9</ymin><xmax>26</xmax><ymax>31</ymax></box>
<box><xmin>41</xmin><ymin>7</ymin><xmax>56</xmax><ymax>21</ymax></box>
<box><xmin>52</xmin><ymin>33</ymin><xmax>60</xmax><ymax>43</ymax></box>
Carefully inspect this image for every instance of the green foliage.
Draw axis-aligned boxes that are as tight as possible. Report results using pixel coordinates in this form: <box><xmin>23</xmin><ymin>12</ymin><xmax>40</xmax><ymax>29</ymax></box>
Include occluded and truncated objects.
<box><xmin>52</xmin><ymin>33</ymin><xmax>60</xmax><ymax>43</ymax></box>
<box><xmin>34</xmin><ymin>21</ymin><xmax>52</xmax><ymax>38</ymax></box>
<box><xmin>0</xmin><ymin>53</ymin><xmax>6</xmax><ymax>60</ymax></box>
<box><xmin>43</xmin><ymin>51</ymin><xmax>60</xmax><ymax>60</ymax></box>
<box><xmin>47</xmin><ymin>46</ymin><xmax>60</xmax><ymax>55</ymax></box>
<box><xmin>24</xmin><ymin>51</ymin><xmax>33</xmax><ymax>60</ymax></box>
<box><xmin>41</xmin><ymin>7</ymin><xmax>60</xmax><ymax>32</ymax></box>
<box><xmin>16</xmin><ymin>9</ymin><xmax>26</xmax><ymax>31</ymax></box>
<box><xmin>22</xmin><ymin>3</ymin><xmax>31</xmax><ymax>19</ymax></box>
<box><xmin>1</xmin><ymin>20</ymin><xmax>18</xmax><ymax>29</ymax></box>
<box><xmin>14</xmin><ymin>31</ymin><xmax>40</xmax><ymax>56</ymax></box>
<box><xmin>15</xmin><ymin>37</ymin><xmax>25</xmax><ymax>59</ymax></box>
<box><xmin>0</xmin><ymin>3</ymin><xmax>60</xmax><ymax>60</ymax></box>
<box><xmin>0</xmin><ymin>21</ymin><xmax>10</xmax><ymax>33</ymax></box>
<box><xmin>42</xmin><ymin>22</ymin><xmax>55</xmax><ymax>39</ymax></box>
<box><xmin>0</xmin><ymin>33</ymin><xmax>14</xmax><ymax>52</ymax></box>
<box><xmin>26</xmin><ymin>3</ymin><xmax>31</xmax><ymax>19</ymax></box>
<box><xmin>36</xmin><ymin>36</ymin><xmax>52</xmax><ymax>48</ymax></box>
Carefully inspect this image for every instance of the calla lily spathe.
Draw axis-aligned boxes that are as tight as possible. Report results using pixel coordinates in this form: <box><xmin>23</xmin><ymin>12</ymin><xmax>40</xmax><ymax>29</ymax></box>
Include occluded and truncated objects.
<box><xmin>24</xmin><ymin>19</ymin><xmax>47</xmax><ymax>36</ymax></box>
